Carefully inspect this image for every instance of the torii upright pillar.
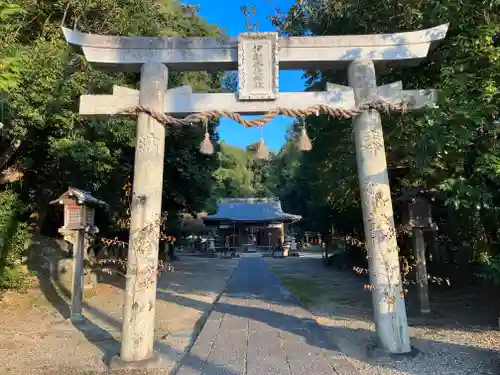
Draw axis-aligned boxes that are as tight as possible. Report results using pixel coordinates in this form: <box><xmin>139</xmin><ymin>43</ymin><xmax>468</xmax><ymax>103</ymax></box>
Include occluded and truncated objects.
<box><xmin>348</xmin><ymin>60</ymin><xmax>410</xmax><ymax>353</ymax></box>
<box><xmin>119</xmin><ymin>63</ymin><xmax>169</xmax><ymax>364</ymax></box>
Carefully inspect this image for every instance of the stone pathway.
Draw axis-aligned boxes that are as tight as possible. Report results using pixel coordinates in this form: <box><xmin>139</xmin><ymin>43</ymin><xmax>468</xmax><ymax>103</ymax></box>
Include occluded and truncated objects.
<box><xmin>177</xmin><ymin>258</ymin><xmax>357</xmax><ymax>375</ymax></box>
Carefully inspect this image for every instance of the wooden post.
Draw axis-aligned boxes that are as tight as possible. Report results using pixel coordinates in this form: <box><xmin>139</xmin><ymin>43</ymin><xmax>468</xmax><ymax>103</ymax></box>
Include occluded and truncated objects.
<box><xmin>70</xmin><ymin>229</ymin><xmax>85</xmax><ymax>322</ymax></box>
<box><xmin>413</xmin><ymin>228</ymin><xmax>430</xmax><ymax>314</ymax></box>
<box><xmin>348</xmin><ymin>60</ymin><xmax>411</xmax><ymax>354</ymax></box>
<box><xmin>429</xmin><ymin>229</ymin><xmax>439</xmax><ymax>263</ymax></box>
<box><xmin>120</xmin><ymin>62</ymin><xmax>168</xmax><ymax>364</ymax></box>
<box><xmin>323</xmin><ymin>232</ymin><xmax>329</xmax><ymax>265</ymax></box>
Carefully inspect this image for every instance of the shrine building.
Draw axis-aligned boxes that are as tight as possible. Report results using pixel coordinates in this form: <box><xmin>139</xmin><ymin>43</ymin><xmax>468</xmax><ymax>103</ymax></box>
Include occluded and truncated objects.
<box><xmin>202</xmin><ymin>198</ymin><xmax>301</xmax><ymax>250</ymax></box>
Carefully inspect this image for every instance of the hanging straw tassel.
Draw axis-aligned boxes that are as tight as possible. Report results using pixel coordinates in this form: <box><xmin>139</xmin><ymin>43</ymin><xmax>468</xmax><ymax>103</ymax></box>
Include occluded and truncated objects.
<box><xmin>200</xmin><ymin>132</ymin><xmax>214</xmax><ymax>154</ymax></box>
<box><xmin>255</xmin><ymin>125</ymin><xmax>269</xmax><ymax>160</ymax></box>
<box><xmin>255</xmin><ymin>138</ymin><xmax>269</xmax><ymax>160</ymax></box>
<box><xmin>295</xmin><ymin>116</ymin><xmax>313</xmax><ymax>151</ymax></box>
<box><xmin>296</xmin><ymin>127</ymin><xmax>313</xmax><ymax>151</ymax></box>
<box><xmin>199</xmin><ymin>120</ymin><xmax>214</xmax><ymax>155</ymax></box>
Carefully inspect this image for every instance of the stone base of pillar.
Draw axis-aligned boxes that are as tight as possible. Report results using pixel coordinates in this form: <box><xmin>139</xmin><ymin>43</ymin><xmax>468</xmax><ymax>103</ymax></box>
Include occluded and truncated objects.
<box><xmin>108</xmin><ymin>353</ymin><xmax>171</xmax><ymax>370</ymax></box>
<box><xmin>367</xmin><ymin>340</ymin><xmax>420</xmax><ymax>359</ymax></box>
<box><xmin>67</xmin><ymin>313</ymin><xmax>85</xmax><ymax>323</ymax></box>
<box><xmin>388</xmin><ymin>346</ymin><xmax>420</xmax><ymax>359</ymax></box>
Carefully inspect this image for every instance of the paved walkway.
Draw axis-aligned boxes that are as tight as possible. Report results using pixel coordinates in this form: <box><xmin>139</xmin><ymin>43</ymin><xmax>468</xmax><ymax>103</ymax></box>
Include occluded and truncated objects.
<box><xmin>177</xmin><ymin>258</ymin><xmax>357</xmax><ymax>375</ymax></box>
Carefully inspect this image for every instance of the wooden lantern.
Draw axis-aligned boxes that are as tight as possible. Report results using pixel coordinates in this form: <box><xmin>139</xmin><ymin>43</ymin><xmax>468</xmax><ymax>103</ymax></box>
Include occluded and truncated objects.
<box><xmin>64</xmin><ymin>203</ymin><xmax>95</xmax><ymax>230</ymax></box>
<box><xmin>397</xmin><ymin>187</ymin><xmax>437</xmax><ymax>229</ymax></box>
<box><xmin>50</xmin><ymin>187</ymin><xmax>107</xmax><ymax>231</ymax></box>
<box><xmin>406</xmin><ymin>196</ymin><xmax>432</xmax><ymax>228</ymax></box>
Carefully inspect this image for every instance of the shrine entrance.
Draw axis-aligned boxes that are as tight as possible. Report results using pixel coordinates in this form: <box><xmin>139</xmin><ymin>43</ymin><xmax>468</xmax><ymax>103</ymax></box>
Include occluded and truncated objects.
<box><xmin>62</xmin><ymin>23</ymin><xmax>448</xmax><ymax>366</ymax></box>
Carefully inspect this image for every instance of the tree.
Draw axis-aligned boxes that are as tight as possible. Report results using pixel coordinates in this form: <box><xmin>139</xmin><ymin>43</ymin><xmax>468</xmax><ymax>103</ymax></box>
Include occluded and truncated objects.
<box><xmin>271</xmin><ymin>0</ymin><xmax>500</xmax><ymax>282</ymax></box>
<box><xmin>0</xmin><ymin>0</ymin><xmax>226</xmax><ymax>288</ymax></box>
<box><xmin>206</xmin><ymin>142</ymin><xmax>255</xmax><ymax>210</ymax></box>
<box><xmin>204</xmin><ymin>141</ymin><xmax>282</xmax><ymax>211</ymax></box>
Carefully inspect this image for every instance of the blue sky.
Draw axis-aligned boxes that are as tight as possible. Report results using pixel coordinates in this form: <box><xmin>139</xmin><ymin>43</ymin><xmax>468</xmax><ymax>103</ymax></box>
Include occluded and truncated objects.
<box><xmin>189</xmin><ymin>0</ymin><xmax>306</xmax><ymax>151</ymax></box>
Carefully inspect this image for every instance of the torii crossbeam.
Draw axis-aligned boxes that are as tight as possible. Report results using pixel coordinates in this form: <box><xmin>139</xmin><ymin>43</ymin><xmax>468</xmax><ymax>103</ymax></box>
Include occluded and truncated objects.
<box><xmin>79</xmin><ymin>82</ymin><xmax>436</xmax><ymax>116</ymax></box>
<box><xmin>62</xmin><ymin>24</ymin><xmax>448</xmax><ymax>71</ymax></box>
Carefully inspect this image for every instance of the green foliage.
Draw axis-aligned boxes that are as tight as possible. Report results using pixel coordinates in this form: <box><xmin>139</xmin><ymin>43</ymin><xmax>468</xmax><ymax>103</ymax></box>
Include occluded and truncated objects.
<box><xmin>206</xmin><ymin>142</ymin><xmax>277</xmax><ymax>211</ymax></box>
<box><xmin>272</xmin><ymin>273</ymin><xmax>323</xmax><ymax>308</ymax></box>
<box><xmin>0</xmin><ymin>2</ymin><xmax>25</xmax><ymax>93</ymax></box>
<box><xmin>0</xmin><ymin>2</ymin><xmax>222</xmax><ymax>205</ymax></box>
<box><xmin>268</xmin><ymin>0</ymin><xmax>500</xmax><ymax>281</ymax></box>
<box><xmin>477</xmin><ymin>253</ymin><xmax>500</xmax><ymax>285</ymax></box>
<box><xmin>214</xmin><ymin>143</ymin><xmax>255</xmax><ymax>196</ymax></box>
<box><xmin>0</xmin><ymin>0</ymin><xmax>227</xmax><ymax>291</ymax></box>
<box><xmin>0</xmin><ymin>266</ymin><xmax>25</xmax><ymax>290</ymax></box>
<box><xmin>0</xmin><ymin>189</ymin><xmax>29</xmax><ymax>290</ymax></box>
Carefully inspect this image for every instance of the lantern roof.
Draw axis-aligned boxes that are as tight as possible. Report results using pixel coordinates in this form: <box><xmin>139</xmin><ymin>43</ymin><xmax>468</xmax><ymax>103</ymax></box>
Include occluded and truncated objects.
<box><xmin>395</xmin><ymin>186</ymin><xmax>440</xmax><ymax>203</ymax></box>
<box><xmin>49</xmin><ymin>187</ymin><xmax>108</xmax><ymax>208</ymax></box>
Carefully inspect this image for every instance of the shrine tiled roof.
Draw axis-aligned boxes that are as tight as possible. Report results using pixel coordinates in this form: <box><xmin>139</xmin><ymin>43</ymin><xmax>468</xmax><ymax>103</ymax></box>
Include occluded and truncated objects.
<box><xmin>203</xmin><ymin>198</ymin><xmax>301</xmax><ymax>223</ymax></box>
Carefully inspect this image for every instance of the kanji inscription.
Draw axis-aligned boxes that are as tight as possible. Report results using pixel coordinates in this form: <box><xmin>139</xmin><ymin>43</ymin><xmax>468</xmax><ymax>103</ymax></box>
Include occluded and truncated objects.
<box><xmin>137</xmin><ymin>132</ymin><xmax>159</xmax><ymax>156</ymax></box>
<box><xmin>238</xmin><ymin>32</ymin><xmax>279</xmax><ymax>101</ymax></box>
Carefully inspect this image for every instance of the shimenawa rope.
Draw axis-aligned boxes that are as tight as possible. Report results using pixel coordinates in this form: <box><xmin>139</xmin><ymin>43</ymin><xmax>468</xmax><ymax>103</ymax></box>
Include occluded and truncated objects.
<box><xmin>116</xmin><ymin>98</ymin><xmax>412</xmax><ymax>128</ymax></box>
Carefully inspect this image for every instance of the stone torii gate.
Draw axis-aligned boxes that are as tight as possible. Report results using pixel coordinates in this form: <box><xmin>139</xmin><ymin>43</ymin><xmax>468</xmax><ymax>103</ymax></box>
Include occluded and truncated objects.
<box><xmin>62</xmin><ymin>23</ymin><xmax>448</xmax><ymax>367</ymax></box>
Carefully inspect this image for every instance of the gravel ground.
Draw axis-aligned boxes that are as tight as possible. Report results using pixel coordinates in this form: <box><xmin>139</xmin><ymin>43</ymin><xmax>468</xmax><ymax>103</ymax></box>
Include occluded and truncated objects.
<box><xmin>266</xmin><ymin>257</ymin><xmax>500</xmax><ymax>375</ymax></box>
<box><xmin>0</xmin><ymin>255</ymin><xmax>239</xmax><ymax>375</ymax></box>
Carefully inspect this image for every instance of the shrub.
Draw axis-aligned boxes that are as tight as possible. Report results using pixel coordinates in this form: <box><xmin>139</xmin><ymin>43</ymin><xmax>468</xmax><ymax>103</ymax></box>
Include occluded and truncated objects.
<box><xmin>477</xmin><ymin>253</ymin><xmax>500</xmax><ymax>286</ymax></box>
<box><xmin>0</xmin><ymin>189</ymin><xmax>30</xmax><ymax>291</ymax></box>
<box><xmin>0</xmin><ymin>266</ymin><xmax>25</xmax><ymax>290</ymax></box>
